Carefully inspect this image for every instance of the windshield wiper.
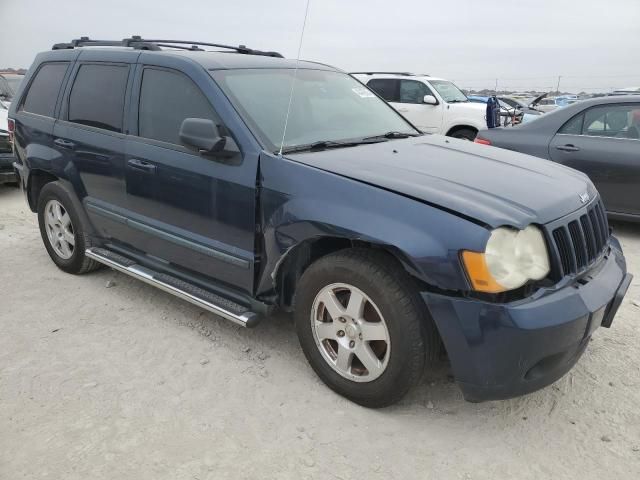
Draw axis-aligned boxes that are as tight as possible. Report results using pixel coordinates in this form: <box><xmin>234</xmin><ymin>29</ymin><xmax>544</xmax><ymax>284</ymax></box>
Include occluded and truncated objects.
<box><xmin>280</xmin><ymin>132</ymin><xmax>418</xmax><ymax>154</ymax></box>
<box><xmin>280</xmin><ymin>139</ymin><xmax>374</xmax><ymax>154</ymax></box>
<box><xmin>361</xmin><ymin>131</ymin><xmax>420</xmax><ymax>141</ymax></box>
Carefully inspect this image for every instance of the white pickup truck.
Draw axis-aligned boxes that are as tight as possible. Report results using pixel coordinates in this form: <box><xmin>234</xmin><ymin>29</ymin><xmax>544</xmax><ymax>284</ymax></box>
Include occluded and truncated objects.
<box><xmin>352</xmin><ymin>72</ymin><xmax>487</xmax><ymax>140</ymax></box>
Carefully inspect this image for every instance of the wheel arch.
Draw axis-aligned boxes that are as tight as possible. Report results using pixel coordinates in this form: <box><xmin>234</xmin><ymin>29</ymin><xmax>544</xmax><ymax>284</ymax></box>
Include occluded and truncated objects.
<box><xmin>271</xmin><ymin>235</ymin><xmax>429</xmax><ymax>311</ymax></box>
<box><xmin>26</xmin><ymin>169</ymin><xmax>59</xmax><ymax>212</ymax></box>
<box><xmin>445</xmin><ymin>124</ymin><xmax>479</xmax><ymax>138</ymax></box>
<box><xmin>32</xmin><ymin>176</ymin><xmax>97</xmax><ymax>237</ymax></box>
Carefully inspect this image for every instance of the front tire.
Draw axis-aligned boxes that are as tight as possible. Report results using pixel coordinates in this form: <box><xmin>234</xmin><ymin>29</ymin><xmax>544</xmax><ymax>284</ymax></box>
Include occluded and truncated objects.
<box><xmin>294</xmin><ymin>249</ymin><xmax>437</xmax><ymax>408</ymax></box>
<box><xmin>37</xmin><ymin>181</ymin><xmax>101</xmax><ymax>274</ymax></box>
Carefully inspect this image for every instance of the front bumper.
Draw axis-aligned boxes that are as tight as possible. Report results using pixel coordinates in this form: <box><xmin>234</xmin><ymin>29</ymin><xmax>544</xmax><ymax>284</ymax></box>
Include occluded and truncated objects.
<box><xmin>423</xmin><ymin>238</ymin><xmax>631</xmax><ymax>402</ymax></box>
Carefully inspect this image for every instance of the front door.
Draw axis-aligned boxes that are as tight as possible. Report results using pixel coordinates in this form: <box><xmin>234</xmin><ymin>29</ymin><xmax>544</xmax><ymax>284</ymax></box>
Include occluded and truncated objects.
<box><xmin>549</xmin><ymin>102</ymin><xmax>640</xmax><ymax>216</ymax></box>
<box><xmin>120</xmin><ymin>65</ymin><xmax>257</xmax><ymax>293</ymax></box>
<box><xmin>393</xmin><ymin>79</ymin><xmax>442</xmax><ymax>133</ymax></box>
<box><xmin>366</xmin><ymin>78</ymin><xmax>442</xmax><ymax>133</ymax></box>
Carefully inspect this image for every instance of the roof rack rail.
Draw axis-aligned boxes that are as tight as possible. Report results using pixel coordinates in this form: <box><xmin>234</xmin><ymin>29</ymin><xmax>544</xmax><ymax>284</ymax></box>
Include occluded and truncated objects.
<box><xmin>52</xmin><ymin>36</ymin><xmax>284</xmax><ymax>58</ymax></box>
<box><xmin>349</xmin><ymin>72</ymin><xmax>429</xmax><ymax>77</ymax></box>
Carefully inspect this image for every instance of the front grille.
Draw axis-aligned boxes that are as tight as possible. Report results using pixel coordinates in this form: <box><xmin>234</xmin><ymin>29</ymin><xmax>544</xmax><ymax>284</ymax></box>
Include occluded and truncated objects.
<box><xmin>549</xmin><ymin>200</ymin><xmax>609</xmax><ymax>277</ymax></box>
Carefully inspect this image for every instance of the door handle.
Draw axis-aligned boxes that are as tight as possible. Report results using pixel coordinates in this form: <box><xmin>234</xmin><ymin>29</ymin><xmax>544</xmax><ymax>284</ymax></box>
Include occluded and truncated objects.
<box><xmin>397</xmin><ymin>108</ymin><xmax>409</xmax><ymax>113</ymax></box>
<box><xmin>556</xmin><ymin>144</ymin><xmax>580</xmax><ymax>152</ymax></box>
<box><xmin>127</xmin><ymin>158</ymin><xmax>156</xmax><ymax>173</ymax></box>
<box><xmin>54</xmin><ymin>138</ymin><xmax>75</xmax><ymax>150</ymax></box>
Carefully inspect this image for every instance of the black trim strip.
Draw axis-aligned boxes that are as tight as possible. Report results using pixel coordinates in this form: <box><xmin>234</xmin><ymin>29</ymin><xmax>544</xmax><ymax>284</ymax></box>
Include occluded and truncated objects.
<box><xmin>86</xmin><ymin>203</ymin><xmax>249</xmax><ymax>269</ymax></box>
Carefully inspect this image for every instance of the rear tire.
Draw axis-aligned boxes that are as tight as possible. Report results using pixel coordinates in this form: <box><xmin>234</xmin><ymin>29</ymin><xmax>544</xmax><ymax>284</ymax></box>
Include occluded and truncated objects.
<box><xmin>37</xmin><ymin>181</ymin><xmax>101</xmax><ymax>274</ymax></box>
<box><xmin>294</xmin><ymin>249</ymin><xmax>438</xmax><ymax>408</ymax></box>
<box><xmin>448</xmin><ymin>128</ymin><xmax>477</xmax><ymax>141</ymax></box>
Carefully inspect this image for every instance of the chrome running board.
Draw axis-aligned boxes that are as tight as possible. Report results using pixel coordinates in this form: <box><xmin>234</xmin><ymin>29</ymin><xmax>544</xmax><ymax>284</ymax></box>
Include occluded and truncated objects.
<box><xmin>85</xmin><ymin>247</ymin><xmax>260</xmax><ymax>328</ymax></box>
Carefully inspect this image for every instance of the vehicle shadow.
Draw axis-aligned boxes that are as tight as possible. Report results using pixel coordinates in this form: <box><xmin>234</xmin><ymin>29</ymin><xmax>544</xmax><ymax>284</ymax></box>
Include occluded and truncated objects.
<box><xmin>611</xmin><ymin>219</ymin><xmax>640</xmax><ymax>241</ymax></box>
<box><xmin>163</xmin><ymin>290</ymin><xmax>482</xmax><ymax>413</ymax></box>
<box><xmin>0</xmin><ymin>184</ymin><xmax>20</xmax><ymax>196</ymax></box>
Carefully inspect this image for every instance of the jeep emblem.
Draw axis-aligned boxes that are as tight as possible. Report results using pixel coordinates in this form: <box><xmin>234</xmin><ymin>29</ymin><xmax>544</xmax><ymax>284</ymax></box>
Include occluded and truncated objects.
<box><xmin>579</xmin><ymin>192</ymin><xmax>590</xmax><ymax>204</ymax></box>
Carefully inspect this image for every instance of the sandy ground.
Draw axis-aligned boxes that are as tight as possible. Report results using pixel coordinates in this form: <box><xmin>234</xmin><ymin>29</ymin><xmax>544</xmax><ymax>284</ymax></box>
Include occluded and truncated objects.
<box><xmin>1</xmin><ymin>183</ymin><xmax>639</xmax><ymax>480</ymax></box>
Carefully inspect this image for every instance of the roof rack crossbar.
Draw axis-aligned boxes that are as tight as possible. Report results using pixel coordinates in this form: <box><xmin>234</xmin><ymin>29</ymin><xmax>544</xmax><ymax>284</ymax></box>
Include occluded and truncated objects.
<box><xmin>52</xmin><ymin>36</ymin><xmax>283</xmax><ymax>57</ymax></box>
<box><xmin>154</xmin><ymin>43</ymin><xmax>205</xmax><ymax>51</ymax></box>
<box><xmin>134</xmin><ymin>38</ymin><xmax>283</xmax><ymax>57</ymax></box>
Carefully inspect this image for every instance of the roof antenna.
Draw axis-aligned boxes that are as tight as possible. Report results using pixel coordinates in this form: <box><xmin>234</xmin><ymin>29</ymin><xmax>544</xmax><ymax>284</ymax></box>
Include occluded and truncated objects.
<box><xmin>278</xmin><ymin>0</ymin><xmax>311</xmax><ymax>156</ymax></box>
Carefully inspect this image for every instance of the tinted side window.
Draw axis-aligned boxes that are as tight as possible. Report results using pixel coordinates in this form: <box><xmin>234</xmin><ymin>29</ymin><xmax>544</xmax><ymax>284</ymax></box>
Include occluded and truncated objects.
<box><xmin>583</xmin><ymin>104</ymin><xmax>640</xmax><ymax>139</ymax></box>
<box><xmin>68</xmin><ymin>64</ymin><xmax>129</xmax><ymax>133</ymax></box>
<box><xmin>21</xmin><ymin>63</ymin><xmax>69</xmax><ymax>117</ymax></box>
<box><xmin>138</xmin><ymin>68</ymin><xmax>219</xmax><ymax>145</ymax></box>
<box><xmin>559</xmin><ymin>113</ymin><xmax>584</xmax><ymax>135</ymax></box>
<box><xmin>367</xmin><ymin>79</ymin><xmax>399</xmax><ymax>102</ymax></box>
<box><xmin>399</xmin><ymin>80</ymin><xmax>433</xmax><ymax>104</ymax></box>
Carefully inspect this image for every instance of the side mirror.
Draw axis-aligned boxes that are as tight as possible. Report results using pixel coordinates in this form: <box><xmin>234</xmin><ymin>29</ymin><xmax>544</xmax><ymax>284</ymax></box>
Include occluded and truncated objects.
<box><xmin>423</xmin><ymin>95</ymin><xmax>437</xmax><ymax>105</ymax></box>
<box><xmin>179</xmin><ymin>118</ymin><xmax>227</xmax><ymax>153</ymax></box>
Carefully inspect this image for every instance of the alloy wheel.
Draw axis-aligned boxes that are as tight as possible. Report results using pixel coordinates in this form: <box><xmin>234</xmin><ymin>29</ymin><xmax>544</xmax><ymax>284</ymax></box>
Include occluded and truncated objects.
<box><xmin>44</xmin><ymin>199</ymin><xmax>75</xmax><ymax>260</ymax></box>
<box><xmin>311</xmin><ymin>283</ymin><xmax>391</xmax><ymax>382</ymax></box>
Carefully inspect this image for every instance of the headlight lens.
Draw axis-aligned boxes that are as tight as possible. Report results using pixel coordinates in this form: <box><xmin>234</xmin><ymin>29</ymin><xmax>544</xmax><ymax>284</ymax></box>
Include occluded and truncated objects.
<box><xmin>462</xmin><ymin>225</ymin><xmax>550</xmax><ymax>293</ymax></box>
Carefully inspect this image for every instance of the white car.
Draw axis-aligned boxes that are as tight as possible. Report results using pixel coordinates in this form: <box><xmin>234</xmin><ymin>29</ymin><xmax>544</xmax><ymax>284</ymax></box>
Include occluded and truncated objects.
<box><xmin>352</xmin><ymin>72</ymin><xmax>487</xmax><ymax>140</ymax></box>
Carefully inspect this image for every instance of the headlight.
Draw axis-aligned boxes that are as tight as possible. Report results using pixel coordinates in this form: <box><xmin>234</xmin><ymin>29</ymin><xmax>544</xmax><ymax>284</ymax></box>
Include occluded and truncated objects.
<box><xmin>461</xmin><ymin>225</ymin><xmax>550</xmax><ymax>293</ymax></box>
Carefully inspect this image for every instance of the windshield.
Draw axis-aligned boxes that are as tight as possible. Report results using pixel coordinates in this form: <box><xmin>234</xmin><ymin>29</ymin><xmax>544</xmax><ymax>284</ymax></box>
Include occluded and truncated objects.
<box><xmin>428</xmin><ymin>80</ymin><xmax>468</xmax><ymax>103</ymax></box>
<box><xmin>212</xmin><ymin>69</ymin><xmax>416</xmax><ymax>152</ymax></box>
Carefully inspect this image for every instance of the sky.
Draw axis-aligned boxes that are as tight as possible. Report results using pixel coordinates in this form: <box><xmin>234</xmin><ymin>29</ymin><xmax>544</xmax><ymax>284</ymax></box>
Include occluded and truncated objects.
<box><xmin>1</xmin><ymin>0</ymin><xmax>639</xmax><ymax>92</ymax></box>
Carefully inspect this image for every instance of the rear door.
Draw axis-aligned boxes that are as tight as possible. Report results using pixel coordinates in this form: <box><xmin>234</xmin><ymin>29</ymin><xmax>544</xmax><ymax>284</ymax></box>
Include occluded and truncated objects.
<box><xmin>53</xmin><ymin>50</ymin><xmax>137</xmax><ymax>234</ymax></box>
<box><xmin>549</xmin><ymin>102</ymin><xmax>640</xmax><ymax>215</ymax></box>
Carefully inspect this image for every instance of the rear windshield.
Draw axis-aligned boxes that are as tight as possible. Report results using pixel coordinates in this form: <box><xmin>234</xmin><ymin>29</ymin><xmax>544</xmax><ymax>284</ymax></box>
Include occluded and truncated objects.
<box><xmin>211</xmin><ymin>68</ymin><xmax>415</xmax><ymax>152</ymax></box>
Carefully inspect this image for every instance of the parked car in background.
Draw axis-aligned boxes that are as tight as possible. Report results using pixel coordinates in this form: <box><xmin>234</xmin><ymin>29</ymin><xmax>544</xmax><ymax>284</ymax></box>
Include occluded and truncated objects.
<box><xmin>475</xmin><ymin>96</ymin><xmax>640</xmax><ymax>221</ymax></box>
<box><xmin>499</xmin><ymin>96</ymin><xmax>544</xmax><ymax>118</ymax></box>
<box><xmin>611</xmin><ymin>87</ymin><xmax>640</xmax><ymax>96</ymax></box>
<box><xmin>555</xmin><ymin>95</ymin><xmax>579</xmax><ymax>107</ymax></box>
<box><xmin>0</xmin><ymin>72</ymin><xmax>24</xmax><ymax>109</ymax></box>
<box><xmin>0</xmin><ymin>107</ymin><xmax>18</xmax><ymax>185</ymax></box>
<box><xmin>0</xmin><ymin>73</ymin><xmax>22</xmax><ymax>185</ymax></box>
<box><xmin>353</xmin><ymin>72</ymin><xmax>486</xmax><ymax>140</ymax></box>
<box><xmin>10</xmin><ymin>37</ymin><xmax>631</xmax><ymax>407</ymax></box>
<box><xmin>532</xmin><ymin>96</ymin><xmax>558</xmax><ymax>112</ymax></box>
<box><xmin>467</xmin><ymin>95</ymin><xmax>540</xmax><ymax>124</ymax></box>
<box><xmin>468</xmin><ymin>95</ymin><xmax>522</xmax><ymax>125</ymax></box>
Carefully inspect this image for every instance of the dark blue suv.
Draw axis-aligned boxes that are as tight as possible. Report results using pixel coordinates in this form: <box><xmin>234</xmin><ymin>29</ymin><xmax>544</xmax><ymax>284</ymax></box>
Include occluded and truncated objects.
<box><xmin>9</xmin><ymin>37</ymin><xmax>632</xmax><ymax>407</ymax></box>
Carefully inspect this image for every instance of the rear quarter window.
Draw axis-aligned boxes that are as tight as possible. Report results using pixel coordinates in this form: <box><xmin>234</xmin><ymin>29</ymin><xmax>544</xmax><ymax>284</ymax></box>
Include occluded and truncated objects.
<box><xmin>20</xmin><ymin>62</ymin><xmax>69</xmax><ymax>117</ymax></box>
<box><xmin>559</xmin><ymin>113</ymin><xmax>584</xmax><ymax>135</ymax></box>
<box><xmin>68</xmin><ymin>64</ymin><xmax>129</xmax><ymax>133</ymax></box>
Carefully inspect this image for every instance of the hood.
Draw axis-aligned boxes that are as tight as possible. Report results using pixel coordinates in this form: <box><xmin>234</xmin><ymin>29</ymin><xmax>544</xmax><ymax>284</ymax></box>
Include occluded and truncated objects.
<box><xmin>286</xmin><ymin>135</ymin><xmax>595</xmax><ymax>229</ymax></box>
<box><xmin>453</xmin><ymin>101</ymin><xmax>486</xmax><ymax>115</ymax></box>
<box><xmin>529</xmin><ymin>92</ymin><xmax>549</xmax><ymax>107</ymax></box>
